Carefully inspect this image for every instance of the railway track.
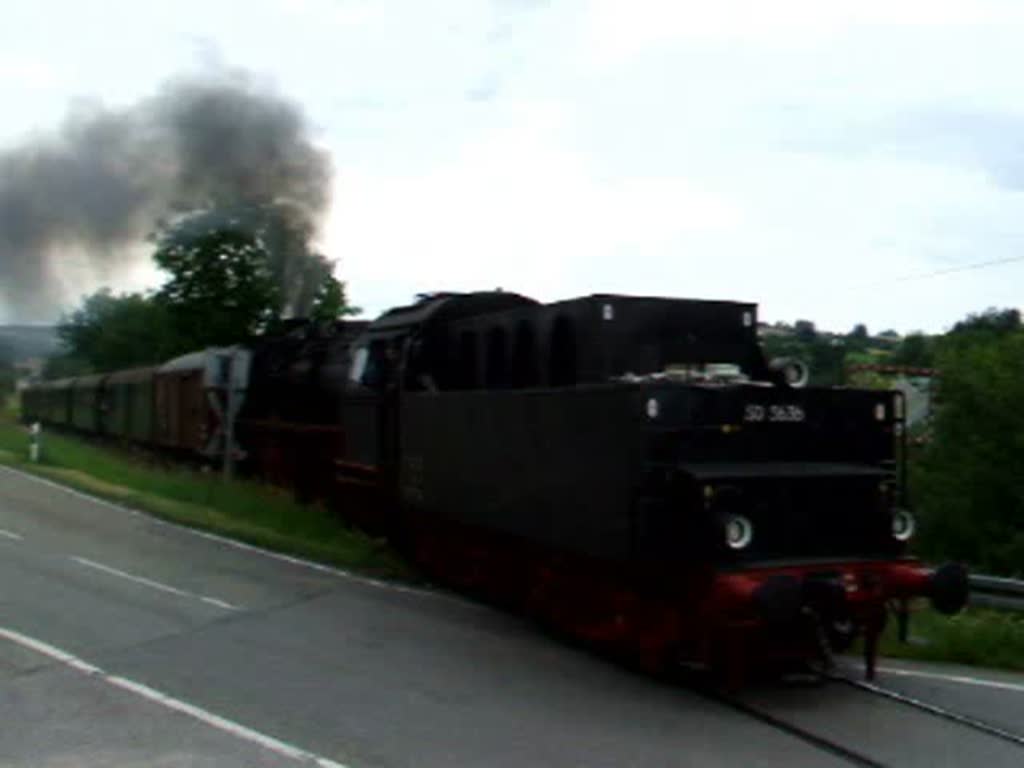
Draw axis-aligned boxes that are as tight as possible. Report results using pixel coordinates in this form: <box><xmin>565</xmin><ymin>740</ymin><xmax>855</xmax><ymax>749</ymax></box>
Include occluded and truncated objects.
<box><xmin>832</xmin><ymin>673</ymin><xmax>1024</xmax><ymax>749</ymax></box>
<box><xmin>683</xmin><ymin>669</ymin><xmax>1024</xmax><ymax>766</ymax></box>
<box><xmin>701</xmin><ymin>686</ymin><xmax>887</xmax><ymax>767</ymax></box>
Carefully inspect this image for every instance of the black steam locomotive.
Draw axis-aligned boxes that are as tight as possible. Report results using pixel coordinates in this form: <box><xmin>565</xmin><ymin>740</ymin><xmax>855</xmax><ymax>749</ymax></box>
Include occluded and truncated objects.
<box><xmin>22</xmin><ymin>290</ymin><xmax>968</xmax><ymax>683</ymax></box>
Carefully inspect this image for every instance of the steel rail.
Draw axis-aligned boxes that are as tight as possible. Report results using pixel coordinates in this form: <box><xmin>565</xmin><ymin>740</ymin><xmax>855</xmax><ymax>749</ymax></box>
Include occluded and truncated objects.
<box><xmin>673</xmin><ymin>669</ymin><xmax>889</xmax><ymax>768</ymax></box>
<box><xmin>830</xmin><ymin>674</ymin><xmax>1024</xmax><ymax>750</ymax></box>
<box><xmin>701</xmin><ymin>689</ymin><xmax>890</xmax><ymax>768</ymax></box>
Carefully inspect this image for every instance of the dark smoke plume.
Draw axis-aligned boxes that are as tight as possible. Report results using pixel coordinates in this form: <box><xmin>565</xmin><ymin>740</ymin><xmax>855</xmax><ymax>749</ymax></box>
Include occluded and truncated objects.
<box><xmin>0</xmin><ymin>72</ymin><xmax>331</xmax><ymax>321</ymax></box>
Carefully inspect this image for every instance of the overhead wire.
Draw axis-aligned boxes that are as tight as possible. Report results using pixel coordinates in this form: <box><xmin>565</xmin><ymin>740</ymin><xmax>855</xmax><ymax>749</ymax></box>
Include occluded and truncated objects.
<box><xmin>848</xmin><ymin>254</ymin><xmax>1024</xmax><ymax>291</ymax></box>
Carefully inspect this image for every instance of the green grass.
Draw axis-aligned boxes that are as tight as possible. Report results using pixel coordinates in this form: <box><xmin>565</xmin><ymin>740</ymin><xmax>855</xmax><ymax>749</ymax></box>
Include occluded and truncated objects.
<box><xmin>868</xmin><ymin>605</ymin><xmax>1024</xmax><ymax>672</ymax></box>
<box><xmin>0</xmin><ymin>410</ymin><xmax>411</xmax><ymax>580</ymax></box>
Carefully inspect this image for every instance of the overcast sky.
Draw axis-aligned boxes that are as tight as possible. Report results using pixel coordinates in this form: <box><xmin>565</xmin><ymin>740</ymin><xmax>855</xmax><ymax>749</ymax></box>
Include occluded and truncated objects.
<box><xmin>2</xmin><ymin>0</ymin><xmax>1023</xmax><ymax>332</ymax></box>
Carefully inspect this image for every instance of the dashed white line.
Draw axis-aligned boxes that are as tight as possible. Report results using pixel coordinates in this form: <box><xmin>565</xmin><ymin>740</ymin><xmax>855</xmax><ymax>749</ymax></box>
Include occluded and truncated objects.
<box><xmin>0</xmin><ymin>463</ymin><xmax>448</xmax><ymax>602</ymax></box>
<box><xmin>70</xmin><ymin>556</ymin><xmax>239</xmax><ymax>611</ymax></box>
<box><xmin>200</xmin><ymin>596</ymin><xmax>238</xmax><ymax>610</ymax></box>
<box><xmin>0</xmin><ymin>528</ymin><xmax>23</xmax><ymax>541</ymax></box>
<box><xmin>0</xmin><ymin>625</ymin><xmax>349</xmax><ymax>768</ymax></box>
<box><xmin>879</xmin><ymin>665</ymin><xmax>1024</xmax><ymax>695</ymax></box>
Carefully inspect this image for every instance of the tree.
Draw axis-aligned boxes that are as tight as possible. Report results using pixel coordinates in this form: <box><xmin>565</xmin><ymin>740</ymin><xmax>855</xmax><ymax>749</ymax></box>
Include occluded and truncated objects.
<box><xmin>890</xmin><ymin>332</ymin><xmax>934</xmax><ymax>368</ymax></box>
<box><xmin>152</xmin><ymin>210</ymin><xmax>282</xmax><ymax>348</ymax></box>
<box><xmin>846</xmin><ymin>323</ymin><xmax>870</xmax><ymax>353</ymax></box>
<box><xmin>151</xmin><ymin>204</ymin><xmax>356</xmax><ymax>345</ymax></box>
<box><xmin>309</xmin><ymin>275</ymin><xmax>358</xmax><ymax>322</ymax></box>
<box><xmin>54</xmin><ymin>290</ymin><xmax>182</xmax><ymax>373</ymax></box>
<box><xmin>41</xmin><ymin>355</ymin><xmax>92</xmax><ymax>380</ymax></box>
<box><xmin>950</xmin><ymin>307</ymin><xmax>1021</xmax><ymax>337</ymax></box>
<box><xmin>794</xmin><ymin>320</ymin><xmax>817</xmax><ymax>343</ymax></box>
<box><xmin>915</xmin><ymin>328</ymin><xmax>1024</xmax><ymax>575</ymax></box>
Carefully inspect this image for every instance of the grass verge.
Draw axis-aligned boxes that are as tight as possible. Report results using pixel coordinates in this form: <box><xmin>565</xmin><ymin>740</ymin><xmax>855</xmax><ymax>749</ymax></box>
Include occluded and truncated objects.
<box><xmin>0</xmin><ymin>411</ymin><xmax>411</xmax><ymax>581</ymax></box>
<box><xmin>873</xmin><ymin>604</ymin><xmax>1024</xmax><ymax>673</ymax></box>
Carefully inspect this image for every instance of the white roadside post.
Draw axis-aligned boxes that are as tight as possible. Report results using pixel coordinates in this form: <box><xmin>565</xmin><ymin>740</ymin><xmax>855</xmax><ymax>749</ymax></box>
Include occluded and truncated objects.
<box><xmin>29</xmin><ymin>422</ymin><xmax>41</xmax><ymax>463</ymax></box>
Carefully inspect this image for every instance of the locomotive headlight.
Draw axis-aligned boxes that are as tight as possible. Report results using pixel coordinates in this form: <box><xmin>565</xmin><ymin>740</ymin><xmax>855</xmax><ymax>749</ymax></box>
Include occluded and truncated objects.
<box><xmin>724</xmin><ymin>514</ymin><xmax>754</xmax><ymax>550</ymax></box>
<box><xmin>891</xmin><ymin>509</ymin><xmax>916</xmax><ymax>542</ymax></box>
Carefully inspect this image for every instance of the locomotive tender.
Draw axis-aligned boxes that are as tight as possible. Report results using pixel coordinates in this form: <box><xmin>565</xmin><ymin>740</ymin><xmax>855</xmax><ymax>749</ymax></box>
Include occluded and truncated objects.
<box><xmin>21</xmin><ymin>290</ymin><xmax>968</xmax><ymax>683</ymax></box>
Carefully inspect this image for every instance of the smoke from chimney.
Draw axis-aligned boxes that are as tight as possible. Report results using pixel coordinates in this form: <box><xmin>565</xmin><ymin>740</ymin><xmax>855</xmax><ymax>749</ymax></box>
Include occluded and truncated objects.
<box><xmin>0</xmin><ymin>71</ymin><xmax>332</xmax><ymax>322</ymax></box>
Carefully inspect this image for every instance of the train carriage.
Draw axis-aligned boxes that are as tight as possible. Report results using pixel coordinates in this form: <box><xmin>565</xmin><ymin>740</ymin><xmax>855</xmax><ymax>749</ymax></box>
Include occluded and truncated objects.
<box><xmin>42</xmin><ymin>379</ymin><xmax>74</xmax><ymax>427</ymax></box>
<box><xmin>70</xmin><ymin>374</ymin><xmax>107</xmax><ymax>433</ymax></box>
<box><xmin>103</xmin><ymin>367</ymin><xmax>157</xmax><ymax>443</ymax></box>
<box><xmin>19</xmin><ymin>383</ymin><xmax>42</xmax><ymax>424</ymax></box>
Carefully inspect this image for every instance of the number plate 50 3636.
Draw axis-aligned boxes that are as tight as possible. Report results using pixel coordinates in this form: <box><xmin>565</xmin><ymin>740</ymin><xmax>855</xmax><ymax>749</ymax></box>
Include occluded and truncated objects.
<box><xmin>743</xmin><ymin>404</ymin><xmax>805</xmax><ymax>423</ymax></box>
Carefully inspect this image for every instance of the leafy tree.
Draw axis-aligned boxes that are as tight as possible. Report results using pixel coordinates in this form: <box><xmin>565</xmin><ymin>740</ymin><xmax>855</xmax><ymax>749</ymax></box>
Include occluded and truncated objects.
<box><xmin>152</xmin><ymin>210</ymin><xmax>282</xmax><ymax>348</ymax></box>
<box><xmin>309</xmin><ymin>275</ymin><xmax>359</xmax><ymax>322</ymax></box>
<box><xmin>950</xmin><ymin>307</ymin><xmax>1021</xmax><ymax>337</ymax></box>
<box><xmin>151</xmin><ymin>205</ymin><xmax>356</xmax><ymax>344</ymax></box>
<box><xmin>845</xmin><ymin>323</ymin><xmax>870</xmax><ymax>353</ymax></box>
<box><xmin>807</xmin><ymin>338</ymin><xmax>846</xmax><ymax>386</ymax></box>
<box><xmin>793</xmin><ymin>319</ymin><xmax>817</xmax><ymax>343</ymax></box>
<box><xmin>54</xmin><ymin>290</ymin><xmax>182</xmax><ymax>373</ymax></box>
<box><xmin>41</xmin><ymin>355</ymin><xmax>92</xmax><ymax>380</ymax></box>
<box><xmin>890</xmin><ymin>332</ymin><xmax>934</xmax><ymax>368</ymax></box>
<box><xmin>915</xmin><ymin>328</ymin><xmax>1024</xmax><ymax>575</ymax></box>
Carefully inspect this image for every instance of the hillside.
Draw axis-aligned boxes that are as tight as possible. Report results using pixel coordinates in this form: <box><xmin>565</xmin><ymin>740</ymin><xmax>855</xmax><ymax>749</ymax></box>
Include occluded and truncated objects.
<box><xmin>0</xmin><ymin>325</ymin><xmax>60</xmax><ymax>362</ymax></box>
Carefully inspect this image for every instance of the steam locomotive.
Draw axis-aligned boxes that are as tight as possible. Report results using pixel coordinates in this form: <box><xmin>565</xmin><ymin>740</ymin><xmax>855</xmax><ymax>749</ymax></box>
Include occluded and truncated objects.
<box><xmin>21</xmin><ymin>290</ymin><xmax>968</xmax><ymax>684</ymax></box>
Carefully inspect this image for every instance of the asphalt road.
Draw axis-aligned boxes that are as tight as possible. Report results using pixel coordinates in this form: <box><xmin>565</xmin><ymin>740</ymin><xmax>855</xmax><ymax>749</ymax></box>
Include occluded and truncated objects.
<box><xmin>0</xmin><ymin>466</ymin><xmax>1022</xmax><ymax>767</ymax></box>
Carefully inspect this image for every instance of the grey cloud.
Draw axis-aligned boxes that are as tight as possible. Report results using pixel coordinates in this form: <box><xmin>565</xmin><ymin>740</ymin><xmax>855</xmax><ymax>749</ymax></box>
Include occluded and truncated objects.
<box><xmin>0</xmin><ymin>70</ymin><xmax>330</xmax><ymax>321</ymax></box>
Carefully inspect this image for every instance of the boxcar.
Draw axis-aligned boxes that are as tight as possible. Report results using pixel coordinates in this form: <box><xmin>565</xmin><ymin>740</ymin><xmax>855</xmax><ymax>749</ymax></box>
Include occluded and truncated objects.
<box><xmin>155</xmin><ymin>353</ymin><xmax>209</xmax><ymax>453</ymax></box>
<box><xmin>70</xmin><ymin>375</ymin><xmax>107</xmax><ymax>433</ymax></box>
<box><xmin>104</xmin><ymin>368</ymin><xmax>157</xmax><ymax>443</ymax></box>
<box><xmin>19</xmin><ymin>385</ymin><xmax>41</xmax><ymax>424</ymax></box>
<box><xmin>44</xmin><ymin>380</ymin><xmax>74</xmax><ymax>426</ymax></box>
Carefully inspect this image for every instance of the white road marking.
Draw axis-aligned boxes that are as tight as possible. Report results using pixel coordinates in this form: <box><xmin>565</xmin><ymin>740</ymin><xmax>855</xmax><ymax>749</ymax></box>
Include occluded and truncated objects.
<box><xmin>71</xmin><ymin>556</ymin><xmax>239</xmax><ymax>611</ymax></box>
<box><xmin>0</xmin><ymin>463</ymin><xmax>439</xmax><ymax>599</ymax></box>
<box><xmin>0</xmin><ymin>465</ymin><xmax>142</xmax><ymax>516</ymax></box>
<box><xmin>0</xmin><ymin>627</ymin><xmax>102</xmax><ymax>675</ymax></box>
<box><xmin>879</xmin><ymin>665</ymin><xmax>1024</xmax><ymax>694</ymax></box>
<box><xmin>200</xmin><ymin>596</ymin><xmax>239</xmax><ymax>610</ymax></box>
<box><xmin>0</xmin><ymin>528</ymin><xmax>23</xmax><ymax>541</ymax></box>
<box><xmin>0</xmin><ymin>624</ymin><xmax>349</xmax><ymax>768</ymax></box>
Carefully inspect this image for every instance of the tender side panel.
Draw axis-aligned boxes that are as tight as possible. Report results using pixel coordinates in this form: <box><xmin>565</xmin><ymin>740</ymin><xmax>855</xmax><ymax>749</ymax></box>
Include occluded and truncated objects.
<box><xmin>400</xmin><ymin>387</ymin><xmax>640</xmax><ymax>561</ymax></box>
